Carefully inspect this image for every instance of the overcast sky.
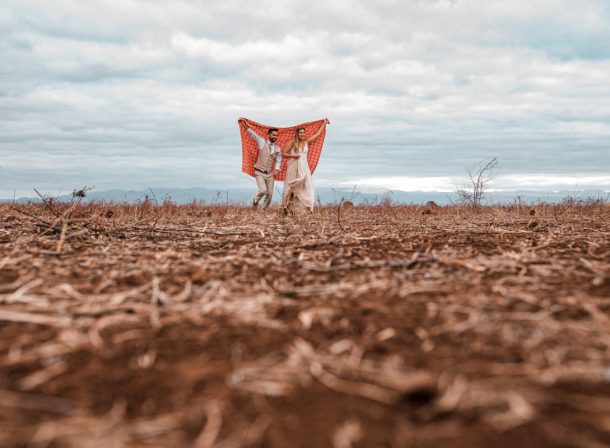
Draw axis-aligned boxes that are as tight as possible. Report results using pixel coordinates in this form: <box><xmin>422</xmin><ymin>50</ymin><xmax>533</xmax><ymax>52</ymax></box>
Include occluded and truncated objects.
<box><xmin>2</xmin><ymin>0</ymin><xmax>610</xmax><ymax>197</ymax></box>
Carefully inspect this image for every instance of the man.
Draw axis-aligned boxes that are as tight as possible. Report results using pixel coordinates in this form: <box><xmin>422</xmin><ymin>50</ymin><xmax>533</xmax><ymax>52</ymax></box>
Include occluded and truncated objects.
<box><xmin>239</xmin><ymin>119</ymin><xmax>282</xmax><ymax>209</ymax></box>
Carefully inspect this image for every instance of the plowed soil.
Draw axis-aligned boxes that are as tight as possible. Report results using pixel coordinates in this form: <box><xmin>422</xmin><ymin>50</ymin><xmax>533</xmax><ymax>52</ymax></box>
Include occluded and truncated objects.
<box><xmin>1</xmin><ymin>203</ymin><xmax>609</xmax><ymax>447</ymax></box>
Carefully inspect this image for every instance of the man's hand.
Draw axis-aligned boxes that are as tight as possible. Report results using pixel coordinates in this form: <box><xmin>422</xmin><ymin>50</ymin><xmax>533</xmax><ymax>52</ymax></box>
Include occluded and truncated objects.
<box><xmin>273</xmin><ymin>169</ymin><xmax>279</xmax><ymax>178</ymax></box>
<box><xmin>324</xmin><ymin>118</ymin><xmax>330</xmax><ymax>125</ymax></box>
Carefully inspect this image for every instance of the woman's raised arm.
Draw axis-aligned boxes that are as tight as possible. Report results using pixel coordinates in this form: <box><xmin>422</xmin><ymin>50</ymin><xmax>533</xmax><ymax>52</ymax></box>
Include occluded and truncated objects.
<box><xmin>306</xmin><ymin>118</ymin><xmax>330</xmax><ymax>144</ymax></box>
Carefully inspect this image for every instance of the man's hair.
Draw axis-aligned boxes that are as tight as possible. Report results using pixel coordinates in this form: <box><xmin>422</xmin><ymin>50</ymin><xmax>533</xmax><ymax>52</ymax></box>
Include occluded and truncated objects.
<box><xmin>268</xmin><ymin>128</ymin><xmax>279</xmax><ymax>134</ymax></box>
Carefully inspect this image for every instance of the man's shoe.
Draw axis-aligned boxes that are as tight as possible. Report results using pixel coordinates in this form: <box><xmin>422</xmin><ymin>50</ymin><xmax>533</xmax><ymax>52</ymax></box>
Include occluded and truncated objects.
<box><xmin>252</xmin><ymin>200</ymin><xmax>258</xmax><ymax>209</ymax></box>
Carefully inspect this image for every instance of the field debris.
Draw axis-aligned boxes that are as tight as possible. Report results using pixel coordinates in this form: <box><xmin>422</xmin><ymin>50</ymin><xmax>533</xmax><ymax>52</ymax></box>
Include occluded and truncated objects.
<box><xmin>1</xmin><ymin>202</ymin><xmax>609</xmax><ymax>447</ymax></box>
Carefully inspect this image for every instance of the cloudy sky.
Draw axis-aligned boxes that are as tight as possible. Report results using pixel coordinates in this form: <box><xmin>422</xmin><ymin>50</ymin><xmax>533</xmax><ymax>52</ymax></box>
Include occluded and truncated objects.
<box><xmin>2</xmin><ymin>0</ymin><xmax>610</xmax><ymax>198</ymax></box>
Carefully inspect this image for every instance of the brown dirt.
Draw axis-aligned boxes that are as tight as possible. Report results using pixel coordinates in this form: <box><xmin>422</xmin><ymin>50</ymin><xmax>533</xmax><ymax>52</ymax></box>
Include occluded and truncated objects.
<box><xmin>0</xmin><ymin>202</ymin><xmax>609</xmax><ymax>447</ymax></box>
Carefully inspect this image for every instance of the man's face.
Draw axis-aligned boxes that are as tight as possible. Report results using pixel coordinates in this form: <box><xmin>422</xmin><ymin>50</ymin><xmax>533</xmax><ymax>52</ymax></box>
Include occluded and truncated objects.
<box><xmin>269</xmin><ymin>130</ymin><xmax>278</xmax><ymax>142</ymax></box>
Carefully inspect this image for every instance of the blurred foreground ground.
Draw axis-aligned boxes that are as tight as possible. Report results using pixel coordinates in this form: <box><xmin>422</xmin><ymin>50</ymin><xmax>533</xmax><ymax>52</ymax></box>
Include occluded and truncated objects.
<box><xmin>0</xmin><ymin>203</ymin><xmax>609</xmax><ymax>447</ymax></box>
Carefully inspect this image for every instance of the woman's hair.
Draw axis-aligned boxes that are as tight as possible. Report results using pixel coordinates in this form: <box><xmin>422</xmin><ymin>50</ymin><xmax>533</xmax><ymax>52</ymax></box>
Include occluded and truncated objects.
<box><xmin>290</xmin><ymin>127</ymin><xmax>306</xmax><ymax>153</ymax></box>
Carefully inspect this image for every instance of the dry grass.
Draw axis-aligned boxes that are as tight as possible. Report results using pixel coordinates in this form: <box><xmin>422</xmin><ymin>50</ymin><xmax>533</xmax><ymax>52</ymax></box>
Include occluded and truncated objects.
<box><xmin>0</xmin><ymin>201</ymin><xmax>609</xmax><ymax>447</ymax></box>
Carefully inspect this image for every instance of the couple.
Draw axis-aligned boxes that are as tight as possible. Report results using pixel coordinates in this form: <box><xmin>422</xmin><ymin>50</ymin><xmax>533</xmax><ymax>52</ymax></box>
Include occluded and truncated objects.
<box><xmin>239</xmin><ymin>118</ymin><xmax>330</xmax><ymax>213</ymax></box>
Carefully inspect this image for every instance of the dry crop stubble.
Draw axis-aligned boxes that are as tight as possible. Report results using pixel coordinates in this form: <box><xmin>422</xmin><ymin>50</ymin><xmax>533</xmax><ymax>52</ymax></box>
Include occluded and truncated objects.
<box><xmin>0</xmin><ymin>202</ymin><xmax>609</xmax><ymax>447</ymax></box>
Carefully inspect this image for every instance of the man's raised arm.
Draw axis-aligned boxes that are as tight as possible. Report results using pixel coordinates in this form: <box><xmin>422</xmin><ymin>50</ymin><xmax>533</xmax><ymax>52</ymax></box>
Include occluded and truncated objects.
<box><xmin>239</xmin><ymin>118</ymin><xmax>265</xmax><ymax>148</ymax></box>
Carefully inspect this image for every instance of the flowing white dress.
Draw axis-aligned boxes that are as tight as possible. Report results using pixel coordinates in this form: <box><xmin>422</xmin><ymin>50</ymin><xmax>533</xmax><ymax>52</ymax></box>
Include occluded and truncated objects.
<box><xmin>283</xmin><ymin>143</ymin><xmax>314</xmax><ymax>212</ymax></box>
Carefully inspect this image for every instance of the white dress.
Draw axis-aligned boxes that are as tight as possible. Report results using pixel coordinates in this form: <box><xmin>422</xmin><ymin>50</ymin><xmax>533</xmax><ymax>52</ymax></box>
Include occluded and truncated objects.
<box><xmin>283</xmin><ymin>143</ymin><xmax>314</xmax><ymax>212</ymax></box>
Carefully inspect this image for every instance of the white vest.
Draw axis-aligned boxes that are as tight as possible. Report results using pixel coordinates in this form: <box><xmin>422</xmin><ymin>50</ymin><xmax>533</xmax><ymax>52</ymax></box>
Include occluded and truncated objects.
<box><xmin>255</xmin><ymin>142</ymin><xmax>279</xmax><ymax>172</ymax></box>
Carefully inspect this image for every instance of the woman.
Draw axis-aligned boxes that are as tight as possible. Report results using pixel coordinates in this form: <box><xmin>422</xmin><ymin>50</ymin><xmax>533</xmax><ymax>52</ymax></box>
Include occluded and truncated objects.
<box><xmin>282</xmin><ymin>118</ymin><xmax>330</xmax><ymax>213</ymax></box>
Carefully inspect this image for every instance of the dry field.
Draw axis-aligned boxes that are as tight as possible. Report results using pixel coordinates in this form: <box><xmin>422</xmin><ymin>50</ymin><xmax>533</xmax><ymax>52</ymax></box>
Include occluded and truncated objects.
<box><xmin>0</xmin><ymin>202</ymin><xmax>609</xmax><ymax>447</ymax></box>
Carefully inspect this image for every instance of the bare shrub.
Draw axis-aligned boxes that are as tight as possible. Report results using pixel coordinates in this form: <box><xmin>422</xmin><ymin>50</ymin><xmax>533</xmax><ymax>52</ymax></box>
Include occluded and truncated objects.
<box><xmin>457</xmin><ymin>157</ymin><xmax>499</xmax><ymax>208</ymax></box>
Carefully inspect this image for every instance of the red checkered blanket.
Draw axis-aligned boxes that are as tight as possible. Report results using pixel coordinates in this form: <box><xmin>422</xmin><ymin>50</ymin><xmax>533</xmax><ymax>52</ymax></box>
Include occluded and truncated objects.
<box><xmin>239</xmin><ymin>118</ymin><xmax>327</xmax><ymax>181</ymax></box>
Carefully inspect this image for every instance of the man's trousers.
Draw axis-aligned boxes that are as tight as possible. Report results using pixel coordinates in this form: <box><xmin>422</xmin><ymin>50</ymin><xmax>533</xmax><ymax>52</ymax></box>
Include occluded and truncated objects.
<box><xmin>253</xmin><ymin>171</ymin><xmax>275</xmax><ymax>209</ymax></box>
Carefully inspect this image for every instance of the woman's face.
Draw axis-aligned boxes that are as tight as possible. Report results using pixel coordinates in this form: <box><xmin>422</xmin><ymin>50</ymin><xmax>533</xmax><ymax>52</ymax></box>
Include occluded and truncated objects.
<box><xmin>298</xmin><ymin>129</ymin><xmax>306</xmax><ymax>139</ymax></box>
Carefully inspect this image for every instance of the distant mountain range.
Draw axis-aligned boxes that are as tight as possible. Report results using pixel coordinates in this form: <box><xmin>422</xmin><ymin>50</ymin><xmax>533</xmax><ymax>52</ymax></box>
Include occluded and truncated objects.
<box><xmin>7</xmin><ymin>187</ymin><xmax>609</xmax><ymax>205</ymax></box>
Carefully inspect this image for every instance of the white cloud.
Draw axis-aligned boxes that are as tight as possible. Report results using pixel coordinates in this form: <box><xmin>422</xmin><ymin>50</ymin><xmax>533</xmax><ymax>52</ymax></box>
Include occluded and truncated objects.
<box><xmin>1</xmin><ymin>0</ymin><xmax>610</xmax><ymax>197</ymax></box>
<box><xmin>344</xmin><ymin>174</ymin><xmax>610</xmax><ymax>193</ymax></box>
<box><xmin>490</xmin><ymin>174</ymin><xmax>610</xmax><ymax>191</ymax></box>
<box><xmin>344</xmin><ymin>176</ymin><xmax>460</xmax><ymax>192</ymax></box>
